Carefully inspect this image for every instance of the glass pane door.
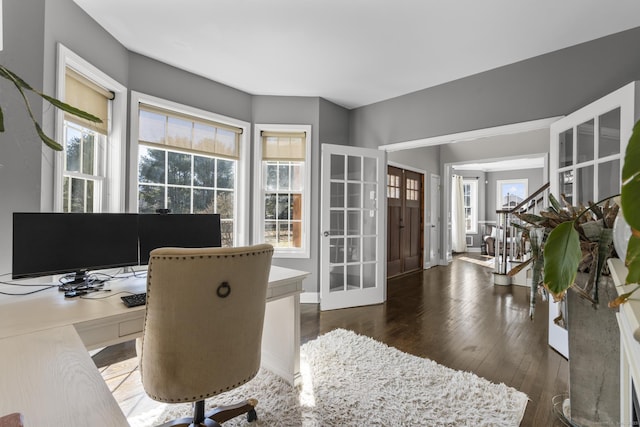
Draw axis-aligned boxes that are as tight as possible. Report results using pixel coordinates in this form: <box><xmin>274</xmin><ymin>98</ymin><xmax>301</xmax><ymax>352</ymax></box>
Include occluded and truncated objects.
<box><xmin>548</xmin><ymin>81</ymin><xmax>636</xmax><ymax>358</ymax></box>
<box><xmin>321</xmin><ymin>144</ymin><xmax>386</xmax><ymax>311</ymax></box>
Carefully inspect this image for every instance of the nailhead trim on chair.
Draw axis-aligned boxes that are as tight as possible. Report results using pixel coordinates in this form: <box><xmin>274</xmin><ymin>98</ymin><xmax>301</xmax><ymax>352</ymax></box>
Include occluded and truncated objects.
<box><xmin>142</xmin><ymin>246</ymin><xmax>273</xmax><ymax>403</ymax></box>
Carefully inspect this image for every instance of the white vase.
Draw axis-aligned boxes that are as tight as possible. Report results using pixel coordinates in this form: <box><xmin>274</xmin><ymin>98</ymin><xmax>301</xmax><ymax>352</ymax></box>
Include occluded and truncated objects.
<box><xmin>613</xmin><ymin>210</ymin><xmax>632</xmax><ymax>260</ymax></box>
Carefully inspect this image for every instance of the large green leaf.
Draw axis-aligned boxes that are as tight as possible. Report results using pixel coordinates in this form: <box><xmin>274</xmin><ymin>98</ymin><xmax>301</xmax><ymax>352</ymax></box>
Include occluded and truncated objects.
<box><xmin>543</xmin><ymin>221</ymin><xmax>582</xmax><ymax>300</ymax></box>
<box><xmin>622</xmin><ymin>120</ymin><xmax>640</xmax><ymax>232</ymax></box>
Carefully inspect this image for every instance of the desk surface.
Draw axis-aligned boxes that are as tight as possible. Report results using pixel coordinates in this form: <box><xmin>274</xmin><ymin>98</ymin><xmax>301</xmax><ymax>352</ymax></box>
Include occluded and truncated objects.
<box><xmin>0</xmin><ymin>265</ymin><xmax>309</xmax><ymax>427</ymax></box>
<box><xmin>0</xmin><ymin>265</ymin><xmax>308</xmax><ymax>341</ymax></box>
<box><xmin>0</xmin><ymin>325</ymin><xmax>130</xmax><ymax>426</ymax></box>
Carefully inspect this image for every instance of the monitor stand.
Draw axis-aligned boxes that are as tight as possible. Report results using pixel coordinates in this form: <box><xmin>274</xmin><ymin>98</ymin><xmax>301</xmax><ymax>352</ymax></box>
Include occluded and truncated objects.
<box><xmin>58</xmin><ymin>270</ymin><xmax>106</xmax><ymax>291</ymax></box>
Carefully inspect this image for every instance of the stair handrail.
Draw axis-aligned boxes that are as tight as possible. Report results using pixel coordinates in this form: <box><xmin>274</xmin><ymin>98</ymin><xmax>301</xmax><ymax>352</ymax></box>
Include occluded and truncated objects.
<box><xmin>508</xmin><ymin>182</ymin><xmax>550</xmax><ymax>214</ymax></box>
<box><xmin>493</xmin><ymin>182</ymin><xmax>550</xmax><ymax>282</ymax></box>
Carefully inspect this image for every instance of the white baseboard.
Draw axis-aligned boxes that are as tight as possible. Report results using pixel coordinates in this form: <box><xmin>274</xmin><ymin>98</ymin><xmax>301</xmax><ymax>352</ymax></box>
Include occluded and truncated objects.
<box><xmin>466</xmin><ymin>247</ymin><xmax>481</xmax><ymax>253</ymax></box>
<box><xmin>300</xmin><ymin>292</ymin><xmax>319</xmax><ymax>304</ymax></box>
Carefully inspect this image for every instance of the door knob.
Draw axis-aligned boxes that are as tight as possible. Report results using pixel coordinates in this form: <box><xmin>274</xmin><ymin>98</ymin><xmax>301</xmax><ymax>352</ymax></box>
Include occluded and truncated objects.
<box><xmin>323</xmin><ymin>231</ymin><xmax>330</xmax><ymax>237</ymax></box>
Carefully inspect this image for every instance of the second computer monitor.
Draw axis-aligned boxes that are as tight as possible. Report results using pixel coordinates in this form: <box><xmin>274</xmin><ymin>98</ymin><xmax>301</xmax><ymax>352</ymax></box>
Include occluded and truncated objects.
<box><xmin>138</xmin><ymin>214</ymin><xmax>222</xmax><ymax>265</ymax></box>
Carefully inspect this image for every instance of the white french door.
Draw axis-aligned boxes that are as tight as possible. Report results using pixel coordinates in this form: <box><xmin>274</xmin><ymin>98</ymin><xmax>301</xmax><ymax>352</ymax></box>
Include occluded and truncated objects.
<box><xmin>548</xmin><ymin>81</ymin><xmax>636</xmax><ymax>358</ymax></box>
<box><xmin>320</xmin><ymin>144</ymin><xmax>386</xmax><ymax>311</ymax></box>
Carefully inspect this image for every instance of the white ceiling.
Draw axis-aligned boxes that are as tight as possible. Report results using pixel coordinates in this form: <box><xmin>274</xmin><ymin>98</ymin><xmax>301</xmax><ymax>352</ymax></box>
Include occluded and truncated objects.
<box><xmin>73</xmin><ymin>0</ymin><xmax>640</xmax><ymax>109</ymax></box>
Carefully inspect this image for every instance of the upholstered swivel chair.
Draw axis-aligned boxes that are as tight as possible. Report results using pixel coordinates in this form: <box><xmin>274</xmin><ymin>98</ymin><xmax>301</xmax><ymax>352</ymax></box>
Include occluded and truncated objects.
<box><xmin>140</xmin><ymin>244</ymin><xmax>274</xmax><ymax>427</ymax></box>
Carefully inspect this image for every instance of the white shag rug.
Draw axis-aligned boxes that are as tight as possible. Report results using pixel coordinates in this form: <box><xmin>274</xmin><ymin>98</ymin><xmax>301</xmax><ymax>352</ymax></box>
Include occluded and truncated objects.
<box><xmin>130</xmin><ymin>328</ymin><xmax>527</xmax><ymax>427</ymax></box>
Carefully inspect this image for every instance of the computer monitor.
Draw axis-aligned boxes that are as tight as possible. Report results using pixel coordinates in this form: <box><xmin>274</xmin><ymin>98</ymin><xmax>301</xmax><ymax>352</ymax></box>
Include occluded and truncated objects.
<box><xmin>12</xmin><ymin>213</ymin><xmax>139</xmax><ymax>289</ymax></box>
<box><xmin>137</xmin><ymin>214</ymin><xmax>222</xmax><ymax>265</ymax></box>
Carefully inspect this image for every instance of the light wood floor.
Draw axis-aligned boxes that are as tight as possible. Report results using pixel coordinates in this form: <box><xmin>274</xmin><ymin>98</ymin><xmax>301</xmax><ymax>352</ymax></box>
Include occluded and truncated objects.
<box><xmin>95</xmin><ymin>253</ymin><xmax>568</xmax><ymax>426</ymax></box>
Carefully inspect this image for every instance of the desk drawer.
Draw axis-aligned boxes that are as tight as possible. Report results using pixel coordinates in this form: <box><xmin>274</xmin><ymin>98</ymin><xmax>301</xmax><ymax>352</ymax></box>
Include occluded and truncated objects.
<box><xmin>119</xmin><ymin>318</ymin><xmax>143</xmax><ymax>337</ymax></box>
<box><xmin>75</xmin><ymin>312</ymin><xmax>145</xmax><ymax>350</ymax></box>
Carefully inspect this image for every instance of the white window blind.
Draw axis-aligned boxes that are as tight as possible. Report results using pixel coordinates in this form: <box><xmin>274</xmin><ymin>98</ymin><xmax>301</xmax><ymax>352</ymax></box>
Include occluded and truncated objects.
<box><xmin>64</xmin><ymin>67</ymin><xmax>113</xmax><ymax>134</ymax></box>
<box><xmin>139</xmin><ymin>104</ymin><xmax>242</xmax><ymax>159</ymax></box>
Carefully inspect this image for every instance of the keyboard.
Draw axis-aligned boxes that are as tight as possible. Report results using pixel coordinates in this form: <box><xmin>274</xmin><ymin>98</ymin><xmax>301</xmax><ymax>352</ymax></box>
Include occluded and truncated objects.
<box><xmin>121</xmin><ymin>292</ymin><xmax>146</xmax><ymax>308</ymax></box>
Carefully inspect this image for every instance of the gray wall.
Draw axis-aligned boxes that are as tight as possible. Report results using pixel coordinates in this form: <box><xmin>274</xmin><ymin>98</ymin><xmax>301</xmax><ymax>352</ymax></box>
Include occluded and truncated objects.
<box><xmin>319</xmin><ymin>98</ymin><xmax>350</xmax><ymax>147</ymax></box>
<box><xmin>0</xmin><ymin>1</ymin><xmax>46</xmax><ymax>275</ymax></box>
<box><xmin>440</xmin><ymin>129</ymin><xmax>549</xmax><ymax>167</ymax></box>
<box><xmin>485</xmin><ymin>168</ymin><xmax>544</xmax><ymax>222</ymax></box>
<box><xmin>2</xmin><ymin>1</ymin><xmax>640</xmax><ymax>288</ymax></box>
<box><xmin>350</xmin><ymin>26</ymin><xmax>640</xmax><ymax>150</ymax></box>
<box><xmin>252</xmin><ymin>96</ymin><xmax>322</xmax><ymax>293</ymax></box>
<box><xmin>250</xmin><ymin>96</ymin><xmax>351</xmax><ymax>294</ymax></box>
<box><xmin>128</xmin><ymin>53</ymin><xmax>252</xmax><ymax>124</ymax></box>
<box><xmin>387</xmin><ymin>145</ymin><xmax>440</xmax><ymax>174</ymax></box>
<box><xmin>41</xmin><ymin>0</ymin><xmax>130</xmax><ymax>212</ymax></box>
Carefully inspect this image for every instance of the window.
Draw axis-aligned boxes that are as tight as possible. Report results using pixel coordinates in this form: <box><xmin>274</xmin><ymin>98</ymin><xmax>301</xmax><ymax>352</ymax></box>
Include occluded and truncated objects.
<box><xmin>254</xmin><ymin>125</ymin><xmax>311</xmax><ymax>258</ymax></box>
<box><xmin>55</xmin><ymin>45</ymin><xmax>126</xmax><ymax>213</ymax></box>
<box><xmin>406</xmin><ymin>178</ymin><xmax>420</xmax><ymax>201</ymax></box>
<box><xmin>62</xmin><ymin>120</ymin><xmax>105</xmax><ymax>212</ymax></box>
<box><xmin>387</xmin><ymin>174</ymin><xmax>400</xmax><ymax>199</ymax></box>
<box><xmin>134</xmin><ymin>100</ymin><xmax>248</xmax><ymax>247</ymax></box>
<box><xmin>462</xmin><ymin>179</ymin><xmax>478</xmax><ymax>234</ymax></box>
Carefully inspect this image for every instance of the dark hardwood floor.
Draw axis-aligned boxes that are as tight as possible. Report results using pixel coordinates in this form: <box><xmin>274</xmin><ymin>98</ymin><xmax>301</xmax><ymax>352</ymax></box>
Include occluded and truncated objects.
<box><xmin>99</xmin><ymin>253</ymin><xmax>568</xmax><ymax>425</ymax></box>
<box><xmin>300</xmin><ymin>254</ymin><xmax>568</xmax><ymax>427</ymax></box>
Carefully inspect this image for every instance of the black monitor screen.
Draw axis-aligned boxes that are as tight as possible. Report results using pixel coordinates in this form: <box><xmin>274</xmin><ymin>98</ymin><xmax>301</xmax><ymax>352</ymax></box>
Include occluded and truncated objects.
<box><xmin>138</xmin><ymin>214</ymin><xmax>222</xmax><ymax>265</ymax></box>
<box><xmin>12</xmin><ymin>213</ymin><xmax>139</xmax><ymax>280</ymax></box>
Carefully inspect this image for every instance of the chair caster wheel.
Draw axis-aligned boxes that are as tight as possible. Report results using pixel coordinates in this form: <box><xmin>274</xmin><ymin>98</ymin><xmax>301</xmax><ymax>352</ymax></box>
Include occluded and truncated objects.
<box><xmin>247</xmin><ymin>409</ymin><xmax>258</xmax><ymax>422</ymax></box>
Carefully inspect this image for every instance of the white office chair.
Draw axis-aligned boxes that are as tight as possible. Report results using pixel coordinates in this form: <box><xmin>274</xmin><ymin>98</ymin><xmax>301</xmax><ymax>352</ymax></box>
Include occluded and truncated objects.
<box><xmin>140</xmin><ymin>244</ymin><xmax>273</xmax><ymax>427</ymax></box>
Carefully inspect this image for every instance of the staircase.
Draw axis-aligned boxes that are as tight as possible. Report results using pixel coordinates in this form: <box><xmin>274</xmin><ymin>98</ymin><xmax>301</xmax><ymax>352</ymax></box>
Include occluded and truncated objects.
<box><xmin>493</xmin><ymin>182</ymin><xmax>550</xmax><ymax>286</ymax></box>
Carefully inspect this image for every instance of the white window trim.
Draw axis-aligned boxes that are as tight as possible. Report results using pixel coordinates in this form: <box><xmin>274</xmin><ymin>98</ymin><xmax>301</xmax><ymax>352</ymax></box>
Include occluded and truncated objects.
<box><xmin>462</xmin><ymin>179</ymin><xmax>478</xmax><ymax>234</ymax></box>
<box><xmin>129</xmin><ymin>91</ymin><xmax>251</xmax><ymax>246</ymax></box>
<box><xmin>254</xmin><ymin>124</ymin><xmax>311</xmax><ymax>258</ymax></box>
<box><xmin>54</xmin><ymin>43</ymin><xmax>127</xmax><ymax>213</ymax></box>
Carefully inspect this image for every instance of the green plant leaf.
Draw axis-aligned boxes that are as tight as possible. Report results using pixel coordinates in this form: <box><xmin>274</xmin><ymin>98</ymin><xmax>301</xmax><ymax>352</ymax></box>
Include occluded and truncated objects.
<box><xmin>34</xmin><ymin>122</ymin><xmax>63</xmax><ymax>151</ymax></box>
<box><xmin>507</xmin><ymin>257</ymin><xmax>533</xmax><ymax>277</ymax></box>
<box><xmin>626</xmin><ymin>234</ymin><xmax>640</xmax><ymax>285</ymax></box>
<box><xmin>593</xmin><ymin>228</ymin><xmax>613</xmax><ymax>303</ymax></box>
<box><xmin>526</xmin><ymin>227</ymin><xmax>545</xmax><ymax>319</ymax></box>
<box><xmin>0</xmin><ymin>64</ymin><xmax>101</xmax><ymax>151</ymax></box>
<box><xmin>38</xmin><ymin>93</ymin><xmax>102</xmax><ymax>123</ymax></box>
<box><xmin>548</xmin><ymin>193</ymin><xmax>562</xmax><ymax>213</ymax></box>
<box><xmin>543</xmin><ymin>221</ymin><xmax>582</xmax><ymax>300</ymax></box>
<box><xmin>516</xmin><ymin>213</ymin><xmax>545</xmax><ymax>226</ymax></box>
<box><xmin>622</xmin><ymin>120</ymin><xmax>640</xmax><ymax>231</ymax></box>
<box><xmin>0</xmin><ymin>65</ymin><xmax>35</xmax><ymax>91</ymax></box>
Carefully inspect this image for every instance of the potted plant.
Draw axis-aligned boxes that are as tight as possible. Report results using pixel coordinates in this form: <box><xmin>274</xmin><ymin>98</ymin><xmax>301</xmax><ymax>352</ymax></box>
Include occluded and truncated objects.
<box><xmin>542</xmin><ymin>121</ymin><xmax>640</xmax><ymax>303</ymax></box>
<box><xmin>506</xmin><ymin>120</ymin><xmax>640</xmax><ymax>425</ymax></box>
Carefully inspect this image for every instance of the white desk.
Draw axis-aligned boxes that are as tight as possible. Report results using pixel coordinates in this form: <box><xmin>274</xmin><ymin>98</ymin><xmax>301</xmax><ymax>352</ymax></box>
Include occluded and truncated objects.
<box><xmin>0</xmin><ymin>265</ymin><xmax>308</xmax><ymax>427</ymax></box>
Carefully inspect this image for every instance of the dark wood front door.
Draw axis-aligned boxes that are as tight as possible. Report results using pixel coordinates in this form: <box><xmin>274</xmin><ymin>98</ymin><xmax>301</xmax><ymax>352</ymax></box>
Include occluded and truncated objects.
<box><xmin>387</xmin><ymin>166</ymin><xmax>424</xmax><ymax>278</ymax></box>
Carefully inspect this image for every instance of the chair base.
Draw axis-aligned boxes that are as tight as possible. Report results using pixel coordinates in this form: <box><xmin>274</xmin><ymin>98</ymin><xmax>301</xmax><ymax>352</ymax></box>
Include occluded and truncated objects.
<box><xmin>156</xmin><ymin>399</ymin><xmax>258</xmax><ymax>427</ymax></box>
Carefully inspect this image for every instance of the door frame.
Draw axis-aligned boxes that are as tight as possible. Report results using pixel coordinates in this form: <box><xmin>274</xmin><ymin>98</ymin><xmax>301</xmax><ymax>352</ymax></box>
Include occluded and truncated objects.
<box><xmin>428</xmin><ymin>173</ymin><xmax>441</xmax><ymax>268</ymax></box>
<box><xmin>388</xmin><ymin>161</ymin><xmax>429</xmax><ymax>271</ymax></box>
<box><xmin>320</xmin><ymin>143</ymin><xmax>387</xmax><ymax>311</ymax></box>
<box><xmin>379</xmin><ymin>116</ymin><xmax>561</xmax><ymax>265</ymax></box>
